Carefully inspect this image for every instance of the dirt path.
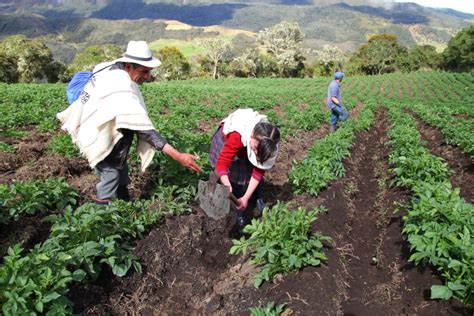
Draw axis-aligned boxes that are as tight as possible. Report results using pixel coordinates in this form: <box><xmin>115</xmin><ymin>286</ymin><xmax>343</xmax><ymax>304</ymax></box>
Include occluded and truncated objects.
<box><xmin>409</xmin><ymin>111</ymin><xmax>474</xmax><ymax>203</ymax></box>
<box><xmin>321</xmin><ymin>107</ymin><xmax>466</xmax><ymax>314</ymax></box>
<box><xmin>0</xmin><ymin>129</ymin><xmax>95</xmax><ymax>202</ymax></box>
<box><xmin>263</xmin><ymin>102</ymin><xmax>364</xmax><ymax>200</ymax></box>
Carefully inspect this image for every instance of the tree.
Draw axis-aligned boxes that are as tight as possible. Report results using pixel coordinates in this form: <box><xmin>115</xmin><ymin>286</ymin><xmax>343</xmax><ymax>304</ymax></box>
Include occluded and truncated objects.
<box><xmin>229</xmin><ymin>49</ymin><xmax>258</xmax><ymax>78</ymax></box>
<box><xmin>257</xmin><ymin>21</ymin><xmax>305</xmax><ymax>77</ymax></box>
<box><xmin>198</xmin><ymin>38</ymin><xmax>232</xmax><ymax>79</ymax></box>
<box><xmin>230</xmin><ymin>33</ymin><xmax>257</xmax><ymax>58</ymax></box>
<box><xmin>0</xmin><ymin>52</ymin><xmax>19</xmax><ymax>83</ymax></box>
<box><xmin>255</xmin><ymin>53</ymin><xmax>279</xmax><ymax>77</ymax></box>
<box><xmin>313</xmin><ymin>45</ymin><xmax>345</xmax><ymax>76</ymax></box>
<box><xmin>442</xmin><ymin>24</ymin><xmax>474</xmax><ymax>72</ymax></box>
<box><xmin>397</xmin><ymin>45</ymin><xmax>441</xmax><ymax>72</ymax></box>
<box><xmin>156</xmin><ymin>46</ymin><xmax>190</xmax><ymax>80</ymax></box>
<box><xmin>0</xmin><ymin>35</ymin><xmax>63</xmax><ymax>83</ymax></box>
<box><xmin>350</xmin><ymin>34</ymin><xmax>407</xmax><ymax>75</ymax></box>
<box><xmin>64</xmin><ymin>44</ymin><xmax>122</xmax><ymax>80</ymax></box>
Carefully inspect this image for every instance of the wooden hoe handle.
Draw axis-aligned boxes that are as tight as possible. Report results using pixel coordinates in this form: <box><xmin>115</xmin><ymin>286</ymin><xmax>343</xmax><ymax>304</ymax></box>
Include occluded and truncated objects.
<box><xmin>229</xmin><ymin>193</ymin><xmax>240</xmax><ymax>206</ymax></box>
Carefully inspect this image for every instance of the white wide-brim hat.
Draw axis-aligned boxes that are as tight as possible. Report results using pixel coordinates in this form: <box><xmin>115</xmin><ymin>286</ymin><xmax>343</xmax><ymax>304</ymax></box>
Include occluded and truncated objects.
<box><xmin>114</xmin><ymin>40</ymin><xmax>161</xmax><ymax>68</ymax></box>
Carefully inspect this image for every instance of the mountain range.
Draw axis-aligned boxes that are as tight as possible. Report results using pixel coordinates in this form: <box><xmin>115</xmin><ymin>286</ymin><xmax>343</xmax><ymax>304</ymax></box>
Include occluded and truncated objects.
<box><xmin>1</xmin><ymin>0</ymin><xmax>472</xmax><ymax>63</ymax></box>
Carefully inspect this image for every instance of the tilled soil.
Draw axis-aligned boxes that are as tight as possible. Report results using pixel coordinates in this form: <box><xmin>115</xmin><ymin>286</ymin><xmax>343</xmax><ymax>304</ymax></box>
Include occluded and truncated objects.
<box><xmin>1</xmin><ymin>107</ymin><xmax>471</xmax><ymax>315</ymax></box>
<box><xmin>70</xmin><ymin>107</ymin><xmax>469</xmax><ymax>315</ymax></box>
<box><xmin>0</xmin><ymin>129</ymin><xmax>155</xmax><ymax>256</ymax></box>
<box><xmin>409</xmin><ymin>111</ymin><xmax>473</xmax><ymax>204</ymax></box>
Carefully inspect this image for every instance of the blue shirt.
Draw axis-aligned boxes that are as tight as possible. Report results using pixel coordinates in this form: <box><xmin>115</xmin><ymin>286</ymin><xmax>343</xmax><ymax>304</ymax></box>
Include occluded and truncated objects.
<box><xmin>327</xmin><ymin>80</ymin><xmax>342</xmax><ymax>109</ymax></box>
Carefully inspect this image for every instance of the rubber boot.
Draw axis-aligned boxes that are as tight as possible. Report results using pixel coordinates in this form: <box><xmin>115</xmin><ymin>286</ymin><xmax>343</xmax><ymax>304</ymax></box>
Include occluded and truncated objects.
<box><xmin>254</xmin><ymin>198</ymin><xmax>266</xmax><ymax>217</ymax></box>
<box><xmin>236</xmin><ymin>211</ymin><xmax>248</xmax><ymax>235</ymax></box>
<box><xmin>329</xmin><ymin>124</ymin><xmax>336</xmax><ymax>133</ymax></box>
<box><xmin>117</xmin><ymin>185</ymin><xmax>130</xmax><ymax>202</ymax></box>
<box><xmin>94</xmin><ymin>198</ymin><xmax>112</xmax><ymax>206</ymax></box>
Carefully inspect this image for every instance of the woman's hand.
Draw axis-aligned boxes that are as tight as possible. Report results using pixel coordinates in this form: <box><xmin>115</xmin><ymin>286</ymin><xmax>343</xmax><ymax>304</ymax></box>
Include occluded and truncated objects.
<box><xmin>237</xmin><ymin>177</ymin><xmax>260</xmax><ymax>210</ymax></box>
<box><xmin>219</xmin><ymin>175</ymin><xmax>232</xmax><ymax>193</ymax></box>
<box><xmin>237</xmin><ymin>196</ymin><xmax>250</xmax><ymax>210</ymax></box>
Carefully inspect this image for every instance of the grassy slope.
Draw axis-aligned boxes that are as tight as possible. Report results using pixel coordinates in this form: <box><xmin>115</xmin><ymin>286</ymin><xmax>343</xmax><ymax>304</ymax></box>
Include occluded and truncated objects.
<box><xmin>1</xmin><ymin>1</ymin><xmax>473</xmax><ymax>60</ymax></box>
<box><xmin>149</xmin><ymin>20</ymin><xmax>256</xmax><ymax>58</ymax></box>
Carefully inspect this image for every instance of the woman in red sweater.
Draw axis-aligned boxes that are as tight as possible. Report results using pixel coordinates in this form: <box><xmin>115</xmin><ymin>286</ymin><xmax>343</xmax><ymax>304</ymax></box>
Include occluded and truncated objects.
<box><xmin>209</xmin><ymin>109</ymin><xmax>280</xmax><ymax>233</ymax></box>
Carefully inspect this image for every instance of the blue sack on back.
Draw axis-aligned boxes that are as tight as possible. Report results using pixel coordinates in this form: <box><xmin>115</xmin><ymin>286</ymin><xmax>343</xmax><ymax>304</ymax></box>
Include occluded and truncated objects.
<box><xmin>65</xmin><ymin>65</ymin><xmax>112</xmax><ymax>105</ymax></box>
<box><xmin>66</xmin><ymin>71</ymin><xmax>93</xmax><ymax>105</ymax></box>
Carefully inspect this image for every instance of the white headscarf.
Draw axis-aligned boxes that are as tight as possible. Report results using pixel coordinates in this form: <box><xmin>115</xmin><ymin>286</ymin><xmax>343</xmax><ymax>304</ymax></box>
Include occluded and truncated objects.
<box><xmin>221</xmin><ymin>108</ymin><xmax>278</xmax><ymax>170</ymax></box>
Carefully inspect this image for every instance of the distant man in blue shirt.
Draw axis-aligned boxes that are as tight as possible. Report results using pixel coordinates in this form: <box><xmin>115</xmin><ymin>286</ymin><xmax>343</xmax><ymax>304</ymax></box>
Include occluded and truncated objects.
<box><xmin>327</xmin><ymin>71</ymin><xmax>349</xmax><ymax>132</ymax></box>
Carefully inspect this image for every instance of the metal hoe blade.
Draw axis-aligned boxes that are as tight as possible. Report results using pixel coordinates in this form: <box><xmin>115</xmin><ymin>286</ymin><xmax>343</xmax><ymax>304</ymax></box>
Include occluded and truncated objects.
<box><xmin>198</xmin><ymin>179</ymin><xmax>232</xmax><ymax>220</ymax></box>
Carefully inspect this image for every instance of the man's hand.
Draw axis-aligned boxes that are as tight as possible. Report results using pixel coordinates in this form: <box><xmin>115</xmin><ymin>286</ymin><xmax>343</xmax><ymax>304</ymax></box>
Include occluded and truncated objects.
<box><xmin>162</xmin><ymin>144</ymin><xmax>202</xmax><ymax>173</ymax></box>
<box><xmin>177</xmin><ymin>153</ymin><xmax>202</xmax><ymax>173</ymax></box>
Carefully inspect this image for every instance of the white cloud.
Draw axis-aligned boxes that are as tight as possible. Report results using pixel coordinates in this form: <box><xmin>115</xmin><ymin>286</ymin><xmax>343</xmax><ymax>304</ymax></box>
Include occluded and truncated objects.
<box><xmin>392</xmin><ymin>0</ymin><xmax>474</xmax><ymax>14</ymax></box>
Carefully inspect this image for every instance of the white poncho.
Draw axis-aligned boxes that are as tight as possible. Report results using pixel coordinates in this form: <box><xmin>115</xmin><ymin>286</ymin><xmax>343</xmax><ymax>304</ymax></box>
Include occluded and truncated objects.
<box><xmin>57</xmin><ymin>63</ymin><xmax>155</xmax><ymax>172</ymax></box>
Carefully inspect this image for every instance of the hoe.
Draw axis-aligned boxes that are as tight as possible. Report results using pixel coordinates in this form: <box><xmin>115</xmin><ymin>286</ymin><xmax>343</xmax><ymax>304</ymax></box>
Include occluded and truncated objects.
<box><xmin>197</xmin><ymin>172</ymin><xmax>239</xmax><ymax>220</ymax></box>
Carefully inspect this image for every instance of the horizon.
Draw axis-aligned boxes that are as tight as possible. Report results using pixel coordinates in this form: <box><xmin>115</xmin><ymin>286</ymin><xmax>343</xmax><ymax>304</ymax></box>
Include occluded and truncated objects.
<box><xmin>391</xmin><ymin>0</ymin><xmax>474</xmax><ymax>14</ymax></box>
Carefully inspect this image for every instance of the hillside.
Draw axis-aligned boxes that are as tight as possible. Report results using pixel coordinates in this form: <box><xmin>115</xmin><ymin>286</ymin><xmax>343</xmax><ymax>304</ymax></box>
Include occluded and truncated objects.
<box><xmin>148</xmin><ymin>20</ymin><xmax>257</xmax><ymax>59</ymax></box>
<box><xmin>0</xmin><ymin>0</ymin><xmax>472</xmax><ymax>62</ymax></box>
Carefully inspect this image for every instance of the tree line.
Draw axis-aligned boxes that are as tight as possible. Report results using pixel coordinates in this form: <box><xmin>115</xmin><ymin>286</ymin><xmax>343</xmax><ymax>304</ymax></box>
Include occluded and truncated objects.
<box><xmin>0</xmin><ymin>21</ymin><xmax>472</xmax><ymax>83</ymax></box>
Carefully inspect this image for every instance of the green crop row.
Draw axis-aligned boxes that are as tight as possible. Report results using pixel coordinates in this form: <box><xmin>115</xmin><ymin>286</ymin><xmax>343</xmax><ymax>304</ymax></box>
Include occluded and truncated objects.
<box><xmin>408</xmin><ymin>102</ymin><xmax>474</xmax><ymax>157</ymax></box>
<box><xmin>0</xmin><ymin>178</ymin><xmax>78</xmax><ymax>225</ymax></box>
<box><xmin>230</xmin><ymin>202</ymin><xmax>331</xmax><ymax>288</ymax></box>
<box><xmin>289</xmin><ymin>100</ymin><xmax>376</xmax><ymax>195</ymax></box>
<box><xmin>0</xmin><ymin>184</ymin><xmax>194</xmax><ymax>315</ymax></box>
<box><xmin>387</xmin><ymin>104</ymin><xmax>474</xmax><ymax>308</ymax></box>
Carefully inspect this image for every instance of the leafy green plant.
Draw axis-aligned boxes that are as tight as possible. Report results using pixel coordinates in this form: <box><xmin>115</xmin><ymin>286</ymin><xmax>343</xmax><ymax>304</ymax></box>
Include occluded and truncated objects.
<box><xmin>230</xmin><ymin>202</ymin><xmax>330</xmax><ymax>288</ymax></box>
<box><xmin>0</xmin><ymin>243</ymin><xmax>83</xmax><ymax>315</ymax></box>
<box><xmin>387</xmin><ymin>105</ymin><xmax>474</xmax><ymax>308</ymax></box>
<box><xmin>290</xmin><ymin>100</ymin><xmax>376</xmax><ymax>196</ymax></box>
<box><xmin>0</xmin><ymin>178</ymin><xmax>78</xmax><ymax>224</ymax></box>
<box><xmin>249</xmin><ymin>301</ymin><xmax>286</xmax><ymax>316</ymax></box>
<box><xmin>47</xmin><ymin>133</ymin><xmax>81</xmax><ymax>157</ymax></box>
<box><xmin>0</xmin><ymin>130</ymin><xmax>29</xmax><ymax>138</ymax></box>
<box><xmin>0</xmin><ymin>182</ymin><xmax>195</xmax><ymax>314</ymax></box>
<box><xmin>290</xmin><ymin>127</ymin><xmax>354</xmax><ymax>194</ymax></box>
<box><xmin>283</xmin><ymin>104</ymin><xmax>325</xmax><ymax>131</ymax></box>
<box><xmin>409</xmin><ymin>102</ymin><xmax>474</xmax><ymax>157</ymax></box>
<box><xmin>404</xmin><ymin>182</ymin><xmax>473</xmax><ymax>306</ymax></box>
<box><xmin>0</xmin><ymin>142</ymin><xmax>15</xmax><ymax>153</ymax></box>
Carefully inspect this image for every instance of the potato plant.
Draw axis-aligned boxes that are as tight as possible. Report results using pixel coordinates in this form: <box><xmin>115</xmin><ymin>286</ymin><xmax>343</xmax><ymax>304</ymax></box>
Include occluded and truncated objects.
<box><xmin>249</xmin><ymin>301</ymin><xmax>286</xmax><ymax>316</ymax></box>
<box><xmin>0</xmin><ymin>185</ymin><xmax>193</xmax><ymax>315</ymax></box>
<box><xmin>0</xmin><ymin>178</ymin><xmax>78</xmax><ymax>224</ymax></box>
<box><xmin>387</xmin><ymin>105</ymin><xmax>473</xmax><ymax>308</ymax></box>
<box><xmin>230</xmin><ymin>202</ymin><xmax>331</xmax><ymax>288</ymax></box>
<box><xmin>290</xmin><ymin>100</ymin><xmax>375</xmax><ymax>195</ymax></box>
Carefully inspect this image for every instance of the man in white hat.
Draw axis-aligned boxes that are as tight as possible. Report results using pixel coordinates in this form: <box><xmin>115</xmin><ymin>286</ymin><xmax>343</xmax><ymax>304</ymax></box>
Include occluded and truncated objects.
<box><xmin>57</xmin><ymin>40</ymin><xmax>202</xmax><ymax>204</ymax></box>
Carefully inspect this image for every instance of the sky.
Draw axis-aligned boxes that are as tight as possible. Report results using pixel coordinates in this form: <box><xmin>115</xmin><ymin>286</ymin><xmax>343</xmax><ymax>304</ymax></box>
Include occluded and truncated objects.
<box><xmin>391</xmin><ymin>0</ymin><xmax>474</xmax><ymax>14</ymax></box>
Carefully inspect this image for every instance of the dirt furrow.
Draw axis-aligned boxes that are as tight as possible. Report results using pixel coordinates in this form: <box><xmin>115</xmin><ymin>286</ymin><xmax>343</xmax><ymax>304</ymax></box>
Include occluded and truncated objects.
<box><xmin>71</xmin><ymin>105</ymin><xmax>468</xmax><ymax>315</ymax></box>
<box><xmin>315</xmin><ymin>107</ymin><xmax>467</xmax><ymax>315</ymax></box>
<box><xmin>409</xmin><ymin>111</ymin><xmax>473</xmax><ymax>203</ymax></box>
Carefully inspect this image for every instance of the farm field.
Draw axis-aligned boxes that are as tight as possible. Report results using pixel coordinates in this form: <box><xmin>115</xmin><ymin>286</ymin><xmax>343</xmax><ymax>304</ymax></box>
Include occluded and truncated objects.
<box><xmin>0</xmin><ymin>72</ymin><xmax>473</xmax><ymax>315</ymax></box>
